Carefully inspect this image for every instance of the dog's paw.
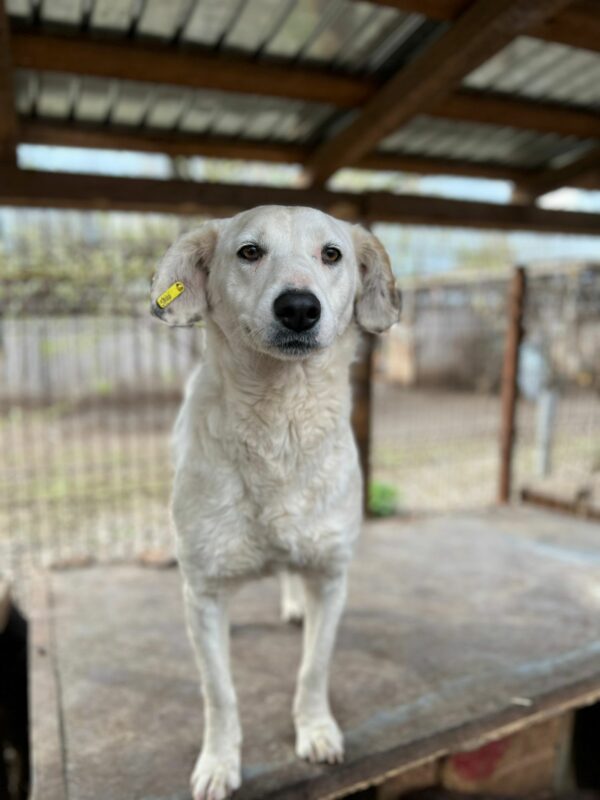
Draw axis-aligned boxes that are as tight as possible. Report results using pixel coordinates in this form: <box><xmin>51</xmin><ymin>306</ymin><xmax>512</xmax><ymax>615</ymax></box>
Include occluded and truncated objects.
<box><xmin>191</xmin><ymin>750</ymin><xmax>241</xmax><ymax>800</ymax></box>
<box><xmin>295</xmin><ymin>715</ymin><xmax>344</xmax><ymax>764</ymax></box>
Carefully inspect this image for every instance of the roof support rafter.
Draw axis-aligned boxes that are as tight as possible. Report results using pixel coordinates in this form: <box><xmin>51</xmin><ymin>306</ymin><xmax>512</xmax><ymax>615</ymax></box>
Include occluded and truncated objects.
<box><xmin>431</xmin><ymin>90</ymin><xmax>600</xmax><ymax>140</ymax></box>
<box><xmin>19</xmin><ymin>118</ymin><xmax>545</xmax><ymax>184</ymax></box>
<box><xmin>1</xmin><ymin>166</ymin><xmax>599</xmax><ymax>235</ymax></box>
<box><xmin>531</xmin><ymin>0</ymin><xmax>600</xmax><ymax>52</ymax></box>
<box><xmin>0</xmin><ymin>0</ymin><xmax>18</xmax><ymax>164</ymax></box>
<box><xmin>10</xmin><ymin>31</ymin><xmax>374</xmax><ymax>108</ymax></box>
<box><xmin>358</xmin><ymin>0</ymin><xmax>600</xmax><ymax>51</ymax></box>
<box><xmin>18</xmin><ymin>119</ymin><xmax>600</xmax><ymax>191</ymax></box>
<box><xmin>515</xmin><ymin>145</ymin><xmax>600</xmax><ymax>200</ymax></box>
<box><xmin>9</xmin><ymin>31</ymin><xmax>599</xmax><ymax>150</ymax></box>
<box><xmin>305</xmin><ymin>0</ymin><xmax>578</xmax><ymax>186</ymax></box>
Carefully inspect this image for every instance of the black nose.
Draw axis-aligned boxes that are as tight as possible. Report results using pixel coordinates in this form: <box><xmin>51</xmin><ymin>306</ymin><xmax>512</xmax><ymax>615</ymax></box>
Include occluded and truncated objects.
<box><xmin>273</xmin><ymin>291</ymin><xmax>321</xmax><ymax>333</ymax></box>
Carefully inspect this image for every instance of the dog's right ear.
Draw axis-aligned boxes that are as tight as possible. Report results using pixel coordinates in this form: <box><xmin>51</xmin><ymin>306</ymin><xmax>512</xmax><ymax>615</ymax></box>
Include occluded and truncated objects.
<box><xmin>150</xmin><ymin>221</ymin><xmax>219</xmax><ymax>326</ymax></box>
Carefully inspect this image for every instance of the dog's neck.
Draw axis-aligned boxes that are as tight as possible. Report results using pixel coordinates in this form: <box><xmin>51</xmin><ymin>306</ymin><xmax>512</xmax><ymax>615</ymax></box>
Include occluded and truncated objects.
<box><xmin>203</xmin><ymin>321</ymin><xmax>358</xmax><ymax>419</ymax></box>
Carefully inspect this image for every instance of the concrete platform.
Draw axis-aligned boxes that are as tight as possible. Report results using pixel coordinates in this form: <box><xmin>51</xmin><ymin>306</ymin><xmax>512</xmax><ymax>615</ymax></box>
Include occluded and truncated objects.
<box><xmin>29</xmin><ymin>506</ymin><xmax>600</xmax><ymax>800</ymax></box>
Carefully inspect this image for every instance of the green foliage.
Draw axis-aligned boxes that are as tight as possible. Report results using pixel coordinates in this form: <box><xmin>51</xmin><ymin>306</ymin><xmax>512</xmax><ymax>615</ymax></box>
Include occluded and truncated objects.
<box><xmin>368</xmin><ymin>481</ymin><xmax>398</xmax><ymax>517</ymax></box>
<box><xmin>0</xmin><ymin>213</ymin><xmax>206</xmax><ymax>316</ymax></box>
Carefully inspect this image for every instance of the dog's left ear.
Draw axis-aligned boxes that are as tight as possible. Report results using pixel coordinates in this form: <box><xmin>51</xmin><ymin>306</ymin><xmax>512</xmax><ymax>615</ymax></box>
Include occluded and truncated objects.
<box><xmin>150</xmin><ymin>221</ymin><xmax>220</xmax><ymax>326</ymax></box>
<box><xmin>352</xmin><ymin>225</ymin><xmax>401</xmax><ymax>333</ymax></box>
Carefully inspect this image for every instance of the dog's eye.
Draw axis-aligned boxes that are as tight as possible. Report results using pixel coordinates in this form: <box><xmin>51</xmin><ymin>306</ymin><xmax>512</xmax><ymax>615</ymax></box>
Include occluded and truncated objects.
<box><xmin>237</xmin><ymin>244</ymin><xmax>263</xmax><ymax>262</ymax></box>
<box><xmin>322</xmin><ymin>245</ymin><xmax>342</xmax><ymax>265</ymax></box>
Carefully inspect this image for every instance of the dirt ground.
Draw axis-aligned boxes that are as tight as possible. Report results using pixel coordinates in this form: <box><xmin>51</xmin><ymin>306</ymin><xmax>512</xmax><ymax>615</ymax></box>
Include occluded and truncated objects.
<box><xmin>372</xmin><ymin>382</ymin><xmax>600</xmax><ymax>514</ymax></box>
<box><xmin>1</xmin><ymin>384</ymin><xmax>598</xmax><ymax>579</ymax></box>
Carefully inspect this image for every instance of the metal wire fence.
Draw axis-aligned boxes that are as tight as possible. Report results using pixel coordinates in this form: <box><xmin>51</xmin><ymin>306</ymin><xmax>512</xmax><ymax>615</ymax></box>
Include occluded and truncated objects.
<box><xmin>371</xmin><ymin>275</ymin><xmax>506</xmax><ymax>513</ymax></box>
<box><xmin>0</xmin><ymin>211</ymin><xmax>203</xmax><ymax>583</ymax></box>
<box><xmin>513</xmin><ymin>264</ymin><xmax>600</xmax><ymax>514</ymax></box>
<box><xmin>371</xmin><ymin>264</ymin><xmax>600</xmax><ymax>517</ymax></box>
<box><xmin>1</xmin><ymin>210</ymin><xmax>598</xmax><ymax>589</ymax></box>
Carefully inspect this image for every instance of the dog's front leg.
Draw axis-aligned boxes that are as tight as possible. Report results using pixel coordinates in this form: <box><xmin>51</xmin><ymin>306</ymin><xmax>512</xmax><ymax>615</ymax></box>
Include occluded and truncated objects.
<box><xmin>293</xmin><ymin>572</ymin><xmax>347</xmax><ymax>764</ymax></box>
<box><xmin>184</xmin><ymin>583</ymin><xmax>241</xmax><ymax>800</ymax></box>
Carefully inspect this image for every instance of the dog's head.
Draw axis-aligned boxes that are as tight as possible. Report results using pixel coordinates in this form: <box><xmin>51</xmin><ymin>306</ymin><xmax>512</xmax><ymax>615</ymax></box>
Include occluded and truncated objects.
<box><xmin>151</xmin><ymin>206</ymin><xmax>400</xmax><ymax>359</ymax></box>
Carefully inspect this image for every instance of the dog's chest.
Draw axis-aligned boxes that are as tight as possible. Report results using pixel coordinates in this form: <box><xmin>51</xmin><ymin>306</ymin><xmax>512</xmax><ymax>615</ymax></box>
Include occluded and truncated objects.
<box><xmin>174</xmin><ymin>365</ymin><xmax>360</xmax><ymax>580</ymax></box>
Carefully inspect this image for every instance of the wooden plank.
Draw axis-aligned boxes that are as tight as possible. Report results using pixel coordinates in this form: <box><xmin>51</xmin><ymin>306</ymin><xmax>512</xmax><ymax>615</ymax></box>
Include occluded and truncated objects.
<box><xmin>0</xmin><ymin>165</ymin><xmax>364</xmax><ymax>218</ymax></box>
<box><xmin>2</xmin><ymin>166</ymin><xmax>600</xmax><ymax>235</ymax></box>
<box><xmin>532</xmin><ymin>0</ymin><xmax>600</xmax><ymax>52</ymax></box>
<box><xmin>19</xmin><ymin>119</ymin><xmax>600</xmax><ymax>193</ymax></box>
<box><xmin>377</xmin><ymin>761</ymin><xmax>439</xmax><ymax>799</ymax></box>
<box><xmin>18</xmin><ymin>120</ymin><xmax>309</xmax><ymax>164</ymax></box>
<box><xmin>432</xmin><ymin>90</ymin><xmax>600</xmax><ymax>140</ymax></box>
<box><xmin>498</xmin><ymin>267</ymin><xmax>526</xmax><ymax>504</ymax></box>
<box><xmin>358</xmin><ymin>151</ymin><xmax>537</xmax><ymax>183</ymax></box>
<box><xmin>365</xmin><ymin>191</ymin><xmax>600</xmax><ymax>234</ymax></box>
<box><xmin>520</xmin><ymin>487</ymin><xmax>600</xmax><ymax>522</ymax></box>
<box><xmin>360</xmin><ymin>0</ymin><xmax>599</xmax><ymax>51</ymax></box>
<box><xmin>515</xmin><ymin>145</ymin><xmax>600</xmax><ymax>200</ymax></box>
<box><xmin>10</xmin><ymin>31</ymin><xmax>375</xmax><ymax>108</ymax></box>
<box><xmin>441</xmin><ymin>715</ymin><xmax>573</xmax><ymax>795</ymax></box>
<box><xmin>30</xmin><ymin>509</ymin><xmax>600</xmax><ymax>800</ymax></box>
<box><xmin>0</xmin><ymin>0</ymin><xmax>18</xmax><ymax>164</ymax></box>
<box><xmin>19</xmin><ymin>119</ymin><xmax>543</xmax><ymax>183</ymax></box>
<box><xmin>352</xmin><ymin>0</ymin><xmax>469</xmax><ymax>19</ymax></box>
<box><xmin>305</xmin><ymin>0</ymin><xmax>577</xmax><ymax>185</ymax></box>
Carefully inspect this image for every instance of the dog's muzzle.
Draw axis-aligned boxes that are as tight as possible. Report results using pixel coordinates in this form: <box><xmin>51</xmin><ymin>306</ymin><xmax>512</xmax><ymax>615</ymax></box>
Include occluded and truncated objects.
<box><xmin>273</xmin><ymin>291</ymin><xmax>321</xmax><ymax>333</ymax></box>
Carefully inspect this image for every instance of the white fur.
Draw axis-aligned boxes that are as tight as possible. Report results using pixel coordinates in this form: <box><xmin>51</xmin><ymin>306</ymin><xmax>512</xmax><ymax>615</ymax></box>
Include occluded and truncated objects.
<box><xmin>151</xmin><ymin>206</ymin><xmax>400</xmax><ymax>800</ymax></box>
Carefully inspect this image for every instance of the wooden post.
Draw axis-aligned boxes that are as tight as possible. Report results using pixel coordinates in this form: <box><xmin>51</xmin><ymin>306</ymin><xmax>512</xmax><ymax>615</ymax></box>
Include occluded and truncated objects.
<box><xmin>498</xmin><ymin>266</ymin><xmax>526</xmax><ymax>503</ymax></box>
<box><xmin>352</xmin><ymin>332</ymin><xmax>375</xmax><ymax>518</ymax></box>
<box><xmin>0</xmin><ymin>0</ymin><xmax>18</xmax><ymax>166</ymax></box>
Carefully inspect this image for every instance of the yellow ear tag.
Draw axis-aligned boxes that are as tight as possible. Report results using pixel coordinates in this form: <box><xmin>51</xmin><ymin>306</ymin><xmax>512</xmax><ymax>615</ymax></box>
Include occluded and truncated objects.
<box><xmin>157</xmin><ymin>281</ymin><xmax>185</xmax><ymax>309</ymax></box>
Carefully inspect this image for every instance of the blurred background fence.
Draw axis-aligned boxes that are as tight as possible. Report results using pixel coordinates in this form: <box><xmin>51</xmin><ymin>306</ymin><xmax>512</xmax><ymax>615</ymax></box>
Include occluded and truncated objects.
<box><xmin>373</xmin><ymin>263</ymin><xmax>600</xmax><ymax>515</ymax></box>
<box><xmin>0</xmin><ymin>211</ymin><xmax>198</xmax><ymax>580</ymax></box>
<box><xmin>1</xmin><ymin>211</ymin><xmax>599</xmax><ymax>586</ymax></box>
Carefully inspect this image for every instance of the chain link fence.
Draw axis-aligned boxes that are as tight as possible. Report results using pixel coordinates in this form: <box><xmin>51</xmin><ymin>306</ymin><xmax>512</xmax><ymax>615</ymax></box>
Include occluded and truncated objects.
<box><xmin>514</xmin><ymin>264</ymin><xmax>600</xmax><ymax>514</ymax></box>
<box><xmin>372</xmin><ymin>273</ymin><xmax>507</xmax><ymax>514</ymax></box>
<box><xmin>2</xmin><ymin>209</ymin><xmax>598</xmax><ymax>589</ymax></box>
<box><xmin>0</xmin><ymin>211</ymin><xmax>205</xmax><ymax>585</ymax></box>
<box><xmin>371</xmin><ymin>263</ymin><xmax>600</xmax><ymax>517</ymax></box>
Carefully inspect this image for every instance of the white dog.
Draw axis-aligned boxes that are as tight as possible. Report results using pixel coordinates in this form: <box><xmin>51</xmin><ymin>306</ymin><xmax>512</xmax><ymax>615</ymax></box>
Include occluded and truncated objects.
<box><xmin>151</xmin><ymin>206</ymin><xmax>400</xmax><ymax>800</ymax></box>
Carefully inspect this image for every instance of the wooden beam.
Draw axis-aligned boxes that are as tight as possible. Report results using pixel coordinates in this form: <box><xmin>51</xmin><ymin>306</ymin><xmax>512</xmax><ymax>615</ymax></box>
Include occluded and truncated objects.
<box><xmin>516</xmin><ymin>145</ymin><xmax>600</xmax><ymax>200</ymax></box>
<box><xmin>521</xmin><ymin>487</ymin><xmax>600</xmax><ymax>522</ymax></box>
<box><xmin>432</xmin><ymin>90</ymin><xmax>600</xmax><ymax>140</ymax></box>
<box><xmin>17</xmin><ymin>119</ymin><xmax>600</xmax><ymax>192</ymax></box>
<box><xmin>354</xmin><ymin>0</ymin><xmax>469</xmax><ymax>18</ymax></box>
<box><xmin>357</xmin><ymin>151</ymin><xmax>536</xmax><ymax>182</ymax></box>
<box><xmin>18</xmin><ymin>120</ymin><xmax>308</xmax><ymax>164</ymax></box>
<box><xmin>365</xmin><ymin>190</ymin><xmax>600</xmax><ymax>233</ymax></box>
<box><xmin>10</xmin><ymin>31</ymin><xmax>374</xmax><ymax>109</ymax></box>
<box><xmin>0</xmin><ymin>165</ymin><xmax>364</xmax><ymax>218</ymax></box>
<box><xmin>305</xmin><ymin>0</ymin><xmax>576</xmax><ymax>185</ymax></box>
<box><xmin>0</xmin><ymin>0</ymin><xmax>18</xmax><ymax>164</ymax></box>
<box><xmin>19</xmin><ymin>118</ymin><xmax>541</xmax><ymax>183</ymax></box>
<box><xmin>2</xmin><ymin>166</ymin><xmax>600</xmax><ymax>235</ymax></box>
<box><xmin>359</xmin><ymin>0</ymin><xmax>600</xmax><ymax>52</ymax></box>
<box><xmin>532</xmin><ymin>0</ymin><xmax>600</xmax><ymax>52</ymax></box>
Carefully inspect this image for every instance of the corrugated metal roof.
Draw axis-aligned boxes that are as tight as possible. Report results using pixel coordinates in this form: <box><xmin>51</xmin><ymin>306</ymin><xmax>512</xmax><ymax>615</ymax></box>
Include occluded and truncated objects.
<box><xmin>380</xmin><ymin>115</ymin><xmax>596</xmax><ymax>170</ymax></box>
<box><xmin>7</xmin><ymin>0</ymin><xmax>600</xmax><ymax>176</ymax></box>
<box><xmin>463</xmin><ymin>36</ymin><xmax>600</xmax><ymax>111</ymax></box>
<box><xmin>7</xmin><ymin>0</ymin><xmax>430</xmax><ymax>76</ymax></box>
<box><xmin>14</xmin><ymin>69</ymin><xmax>335</xmax><ymax>143</ymax></box>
